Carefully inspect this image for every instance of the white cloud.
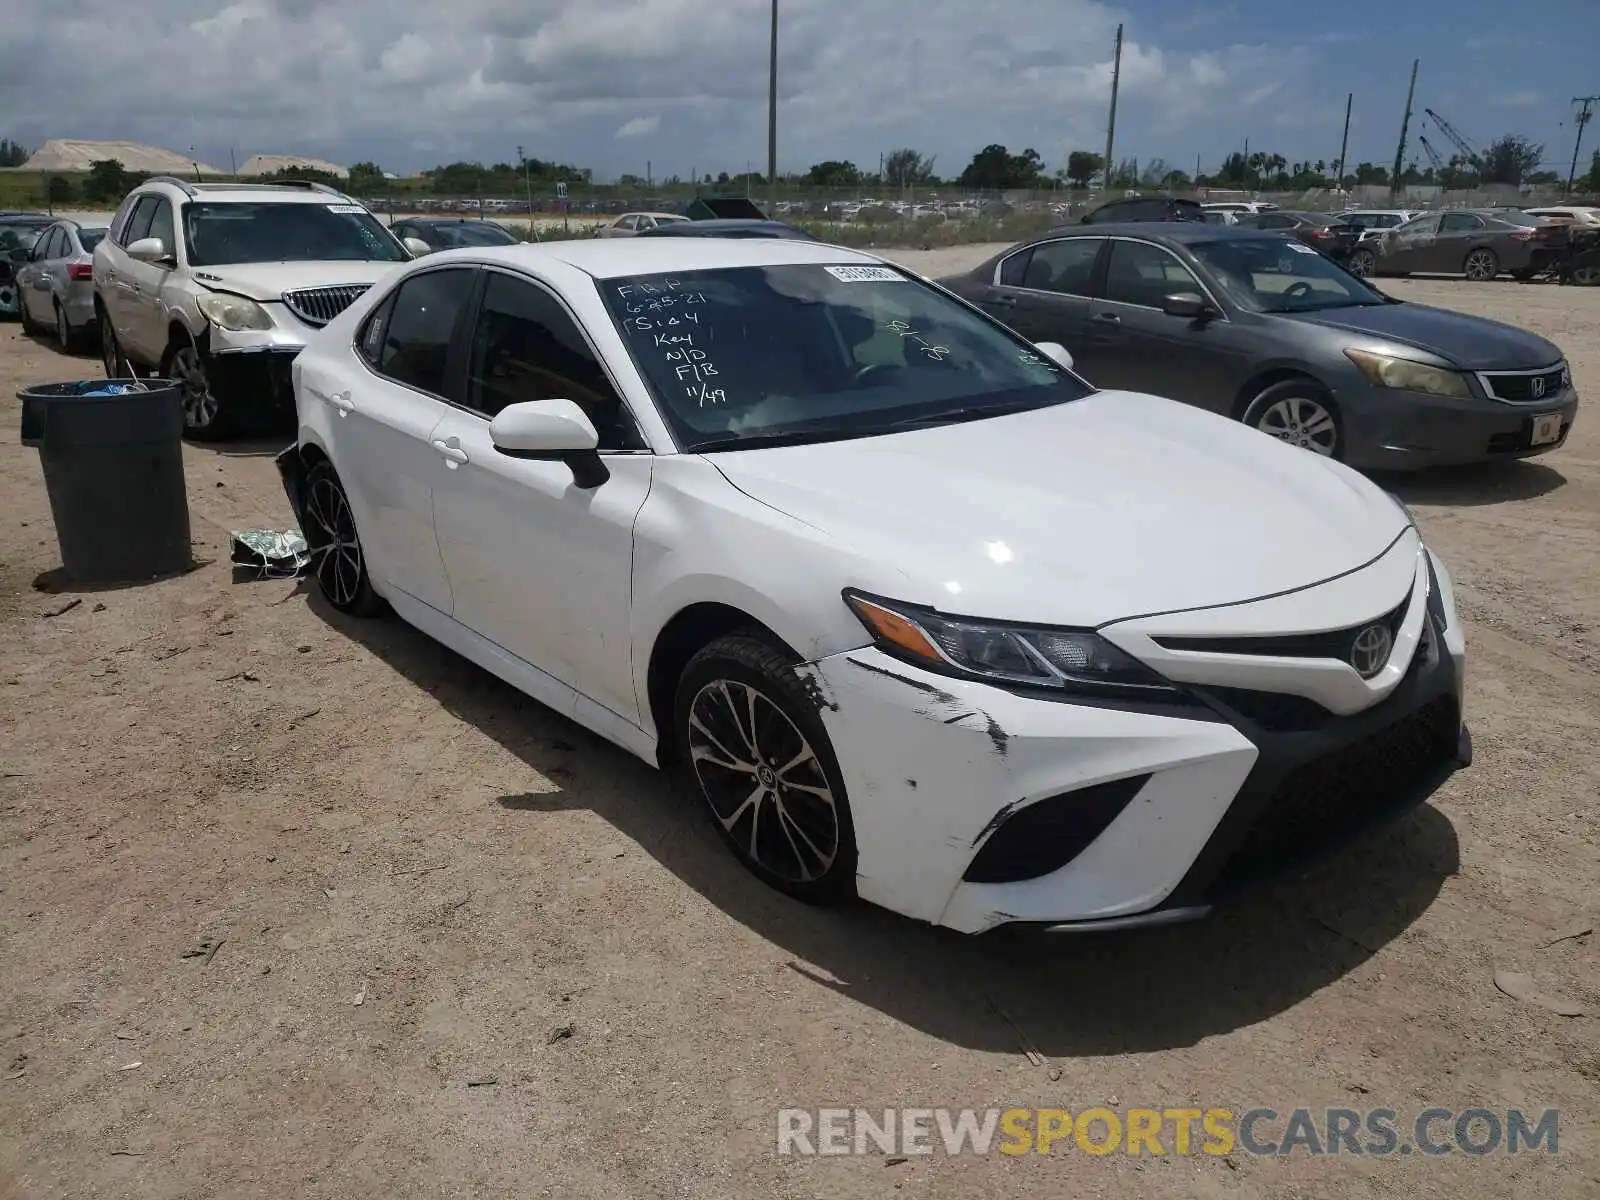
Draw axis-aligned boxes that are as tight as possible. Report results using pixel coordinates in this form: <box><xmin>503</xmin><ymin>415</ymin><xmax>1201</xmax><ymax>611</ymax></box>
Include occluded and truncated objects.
<box><xmin>0</xmin><ymin>0</ymin><xmax>1312</xmax><ymax>177</ymax></box>
<box><xmin>615</xmin><ymin>115</ymin><xmax>661</xmax><ymax>139</ymax></box>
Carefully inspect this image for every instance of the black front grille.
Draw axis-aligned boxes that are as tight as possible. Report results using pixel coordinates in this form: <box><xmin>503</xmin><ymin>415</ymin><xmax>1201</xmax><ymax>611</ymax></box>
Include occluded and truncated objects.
<box><xmin>281</xmin><ymin>284</ymin><xmax>371</xmax><ymax>328</ymax></box>
<box><xmin>1208</xmin><ymin>694</ymin><xmax>1460</xmax><ymax>894</ymax></box>
<box><xmin>1154</xmin><ymin>594</ymin><xmax>1409</xmax><ymax>662</ymax></box>
<box><xmin>1198</xmin><ymin>689</ymin><xmax>1333</xmax><ymax>733</ymax></box>
<box><xmin>964</xmin><ymin>775</ymin><xmax>1150</xmax><ymax>884</ymax></box>
<box><xmin>1482</xmin><ymin>367</ymin><xmax>1567</xmax><ymax>404</ymax></box>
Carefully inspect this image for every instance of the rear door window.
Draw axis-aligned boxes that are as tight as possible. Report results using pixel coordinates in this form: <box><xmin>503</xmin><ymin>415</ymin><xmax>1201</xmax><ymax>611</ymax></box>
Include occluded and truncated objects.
<box><xmin>123</xmin><ymin>197</ymin><xmax>159</xmax><ymax>245</ymax></box>
<box><xmin>1018</xmin><ymin>238</ymin><xmax>1102</xmax><ymax>296</ymax></box>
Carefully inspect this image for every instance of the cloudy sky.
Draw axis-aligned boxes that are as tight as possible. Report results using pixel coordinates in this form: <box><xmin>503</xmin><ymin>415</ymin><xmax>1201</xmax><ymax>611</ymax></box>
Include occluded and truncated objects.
<box><xmin>2</xmin><ymin>0</ymin><xmax>1592</xmax><ymax>180</ymax></box>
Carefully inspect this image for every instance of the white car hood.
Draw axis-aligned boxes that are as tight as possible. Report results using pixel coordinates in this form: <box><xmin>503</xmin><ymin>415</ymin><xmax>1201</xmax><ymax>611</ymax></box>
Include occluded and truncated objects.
<box><xmin>192</xmin><ymin>260</ymin><xmax>402</xmax><ymax>303</ymax></box>
<box><xmin>710</xmin><ymin>391</ymin><xmax>1409</xmax><ymax>627</ymax></box>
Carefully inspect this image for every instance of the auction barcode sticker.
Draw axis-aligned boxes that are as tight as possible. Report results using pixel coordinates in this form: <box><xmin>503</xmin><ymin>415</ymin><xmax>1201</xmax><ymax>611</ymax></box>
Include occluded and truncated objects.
<box><xmin>327</xmin><ymin>204</ymin><xmax>366</xmax><ymax>214</ymax></box>
<box><xmin>824</xmin><ymin>265</ymin><xmax>904</xmax><ymax>282</ymax></box>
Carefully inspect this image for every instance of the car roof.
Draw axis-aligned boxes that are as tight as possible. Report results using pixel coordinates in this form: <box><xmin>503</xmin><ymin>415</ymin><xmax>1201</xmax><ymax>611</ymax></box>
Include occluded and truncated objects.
<box><xmin>622</xmin><ymin>211</ymin><xmax>686</xmax><ymax>220</ymax></box>
<box><xmin>408</xmin><ymin>217</ymin><xmax>509</xmax><ymax>228</ymax></box>
<box><xmin>1034</xmin><ymin>221</ymin><xmax>1267</xmax><ymax>244</ymax></box>
<box><xmin>421</xmin><ymin>237</ymin><xmax>879</xmax><ymax>280</ymax></box>
<box><xmin>0</xmin><ymin>212</ymin><xmax>53</xmax><ymax>222</ymax></box>
<box><xmin>136</xmin><ymin>180</ymin><xmax>359</xmax><ymax>205</ymax></box>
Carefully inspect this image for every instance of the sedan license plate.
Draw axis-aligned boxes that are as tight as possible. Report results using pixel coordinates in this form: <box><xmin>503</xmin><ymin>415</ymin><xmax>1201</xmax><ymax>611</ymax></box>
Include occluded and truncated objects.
<box><xmin>1530</xmin><ymin>413</ymin><xmax>1564</xmax><ymax>446</ymax></box>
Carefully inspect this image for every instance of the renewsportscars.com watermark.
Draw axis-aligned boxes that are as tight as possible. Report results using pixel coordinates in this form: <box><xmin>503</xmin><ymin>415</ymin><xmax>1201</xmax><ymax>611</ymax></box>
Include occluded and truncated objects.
<box><xmin>777</xmin><ymin>1107</ymin><xmax>1561</xmax><ymax>1158</ymax></box>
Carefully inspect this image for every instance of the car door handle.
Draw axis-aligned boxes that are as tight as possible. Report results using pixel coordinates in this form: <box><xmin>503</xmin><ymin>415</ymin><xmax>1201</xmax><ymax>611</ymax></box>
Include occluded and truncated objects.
<box><xmin>432</xmin><ymin>438</ymin><xmax>470</xmax><ymax>466</ymax></box>
<box><xmin>1094</xmin><ymin>312</ymin><xmax>1121</xmax><ymax>324</ymax></box>
<box><xmin>985</xmin><ymin>292</ymin><xmax>1017</xmax><ymax>307</ymax></box>
<box><xmin>316</xmin><ymin>389</ymin><xmax>356</xmax><ymax>416</ymax></box>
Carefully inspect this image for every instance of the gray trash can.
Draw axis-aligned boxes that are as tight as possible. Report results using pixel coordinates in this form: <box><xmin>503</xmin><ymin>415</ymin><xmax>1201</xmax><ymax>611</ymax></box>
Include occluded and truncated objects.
<box><xmin>19</xmin><ymin>380</ymin><xmax>193</xmax><ymax>583</ymax></box>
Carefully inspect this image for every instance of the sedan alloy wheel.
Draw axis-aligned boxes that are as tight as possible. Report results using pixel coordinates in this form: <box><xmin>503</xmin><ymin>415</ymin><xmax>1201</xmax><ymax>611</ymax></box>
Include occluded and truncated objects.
<box><xmin>1246</xmin><ymin>384</ymin><xmax>1340</xmax><ymax>457</ymax></box>
<box><xmin>1463</xmin><ymin>248</ymin><xmax>1499</xmax><ymax>282</ymax></box>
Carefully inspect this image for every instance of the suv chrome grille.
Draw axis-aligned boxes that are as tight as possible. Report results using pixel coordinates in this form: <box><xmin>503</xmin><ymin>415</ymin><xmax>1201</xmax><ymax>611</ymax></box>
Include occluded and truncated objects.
<box><xmin>1152</xmin><ymin>594</ymin><xmax>1410</xmax><ymax>661</ymax></box>
<box><xmin>1479</xmin><ymin>365</ymin><xmax>1569</xmax><ymax>405</ymax></box>
<box><xmin>282</xmin><ymin>284</ymin><xmax>371</xmax><ymax>329</ymax></box>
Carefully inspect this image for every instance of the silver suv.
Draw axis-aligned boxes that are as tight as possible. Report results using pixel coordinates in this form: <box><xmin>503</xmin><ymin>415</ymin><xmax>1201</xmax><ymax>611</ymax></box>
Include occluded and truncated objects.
<box><xmin>93</xmin><ymin>177</ymin><xmax>425</xmax><ymax>439</ymax></box>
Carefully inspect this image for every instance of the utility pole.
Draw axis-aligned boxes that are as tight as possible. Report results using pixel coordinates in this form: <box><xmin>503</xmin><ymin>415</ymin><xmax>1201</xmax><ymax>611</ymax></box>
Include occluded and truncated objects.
<box><xmin>1569</xmin><ymin>96</ymin><xmax>1598</xmax><ymax>194</ymax></box>
<box><xmin>766</xmin><ymin>0</ymin><xmax>779</xmax><ymax>213</ymax></box>
<box><xmin>1335</xmin><ymin>92</ymin><xmax>1352</xmax><ymax>189</ymax></box>
<box><xmin>1102</xmin><ymin>23</ymin><xmax>1123</xmax><ymax>192</ymax></box>
<box><xmin>518</xmin><ymin>145</ymin><xmax>536</xmax><ymax>240</ymax></box>
<box><xmin>1391</xmin><ymin>59</ymin><xmax>1419</xmax><ymax>201</ymax></box>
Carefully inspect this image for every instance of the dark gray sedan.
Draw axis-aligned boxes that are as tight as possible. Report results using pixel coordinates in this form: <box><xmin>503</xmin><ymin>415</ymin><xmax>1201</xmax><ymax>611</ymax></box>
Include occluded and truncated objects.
<box><xmin>937</xmin><ymin>223</ymin><xmax>1578</xmax><ymax>470</ymax></box>
<box><xmin>1346</xmin><ymin>210</ymin><xmax>1567</xmax><ymax>281</ymax></box>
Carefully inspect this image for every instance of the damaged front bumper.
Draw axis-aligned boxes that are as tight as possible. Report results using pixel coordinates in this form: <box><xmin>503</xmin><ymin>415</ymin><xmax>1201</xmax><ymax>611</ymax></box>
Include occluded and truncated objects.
<box><xmin>807</xmin><ymin>586</ymin><xmax>1468</xmax><ymax>934</ymax></box>
<box><xmin>209</xmin><ymin>345</ymin><xmax>300</xmax><ymax>426</ymax></box>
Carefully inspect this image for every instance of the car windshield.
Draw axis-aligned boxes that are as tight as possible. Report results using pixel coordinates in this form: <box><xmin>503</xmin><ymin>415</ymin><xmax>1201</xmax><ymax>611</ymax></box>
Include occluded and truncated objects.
<box><xmin>0</xmin><ymin>222</ymin><xmax>48</xmax><ymax>251</ymax></box>
<box><xmin>78</xmin><ymin>228</ymin><xmax>106</xmax><ymax>252</ymax></box>
<box><xmin>1189</xmin><ymin>236</ymin><xmax>1387</xmax><ymax>313</ymax></box>
<box><xmin>182</xmin><ymin>202</ymin><xmax>408</xmax><ymax>266</ymax></box>
<box><xmin>1490</xmin><ymin>211</ymin><xmax>1541</xmax><ymax>227</ymax></box>
<box><xmin>429</xmin><ymin>222</ymin><xmax>519</xmax><ymax>247</ymax></box>
<box><xmin>600</xmin><ymin>263</ymin><xmax>1093</xmax><ymax>451</ymax></box>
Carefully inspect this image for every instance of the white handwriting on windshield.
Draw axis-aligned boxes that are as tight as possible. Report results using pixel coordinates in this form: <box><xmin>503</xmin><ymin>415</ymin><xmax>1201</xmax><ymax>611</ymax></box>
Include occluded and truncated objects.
<box><xmin>885</xmin><ymin>319</ymin><xmax>952</xmax><ymax>361</ymax></box>
<box><xmin>618</xmin><ymin>277</ymin><xmax>727</xmax><ymax>405</ymax></box>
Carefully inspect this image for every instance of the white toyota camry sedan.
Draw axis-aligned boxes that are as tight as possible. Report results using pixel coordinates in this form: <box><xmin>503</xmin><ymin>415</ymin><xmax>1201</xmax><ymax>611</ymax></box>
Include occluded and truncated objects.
<box><xmin>278</xmin><ymin>237</ymin><xmax>1471</xmax><ymax>934</ymax></box>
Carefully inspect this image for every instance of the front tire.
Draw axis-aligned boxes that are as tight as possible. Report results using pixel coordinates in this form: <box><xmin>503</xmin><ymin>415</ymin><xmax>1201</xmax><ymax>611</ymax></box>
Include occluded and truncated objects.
<box><xmin>674</xmin><ymin>632</ymin><xmax>858</xmax><ymax>903</ymax></box>
<box><xmin>304</xmin><ymin>460</ymin><xmax>386</xmax><ymax>617</ymax></box>
<box><xmin>18</xmin><ymin>293</ymin><xmax>45</xmax><ymax>336</ymax></box>
<box><xmin>164</xmin><ymin>333</ymin><xmax>232</xmax><ymax>441</ymax></box>
<box><xmin>100</xmin><ymin>306</ymin><xmax>129</xmax><ymax>377</ymax></box>
<box><xmin>1242</xmin><ymin>380</ymin><xmax>1342</xmax><ymax>459</ymax></box>
<box><xmin>1347</xmin><ymin>247</ymin><xmax>1376</xmax><ymax>278</ymax></box>
<box><xmin>1463</xmin><ymin>248</ymin><xmax>1499</xmax><ymax>282</ymax></box>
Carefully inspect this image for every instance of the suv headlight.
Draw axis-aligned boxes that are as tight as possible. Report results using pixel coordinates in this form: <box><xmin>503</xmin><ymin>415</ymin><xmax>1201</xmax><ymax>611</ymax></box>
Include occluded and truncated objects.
<box><xmin>1345</xmin><ymin>348</ymin><xmax>1472</xmax><ymax>399</ymax></box>
<box><xmin>843</xmin><ymin>591</ymin><xmax>1176</xmax><ymax>695</ymax></box>
<box><xmin>198</xmin><ymin>292</ymin><xmax>273</xmax><ymax>331</ymax></box>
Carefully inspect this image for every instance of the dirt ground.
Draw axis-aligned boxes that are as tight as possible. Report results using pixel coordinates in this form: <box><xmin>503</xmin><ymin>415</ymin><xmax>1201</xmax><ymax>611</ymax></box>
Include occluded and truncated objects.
<box><xmin>1</xmin><ymin>250</ymin><xmax>1596</xmax><ymax>1200</ymax></box>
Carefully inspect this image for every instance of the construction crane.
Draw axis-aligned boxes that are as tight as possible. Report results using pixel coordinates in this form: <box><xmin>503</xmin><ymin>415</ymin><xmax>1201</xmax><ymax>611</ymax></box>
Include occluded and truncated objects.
<box><xmin>1417</xmin><ymin>134</ymin><xmax>1447</xmax><ymax>173</ymax></box>
<box><xmin>1422</xmin><ymin>108</ymin><xmax>1483</xmax><ymax>170</ymax></box>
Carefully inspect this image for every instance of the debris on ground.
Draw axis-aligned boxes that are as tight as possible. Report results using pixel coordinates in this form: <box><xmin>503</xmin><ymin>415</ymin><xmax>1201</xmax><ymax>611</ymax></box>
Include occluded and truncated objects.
<box><xmin>1539</xmin><ymin>921</ymin><xmax>1594</xmax><ymax>949</ymax></box>
<box><xmin>547</xmin><ymin>1023</ymin><xmax>574</xmax><ymax>1045</ymax></box>
<box><xmin>352</xmin><ymin>980</ymin><xmax>368</xmax><ymax>1007</ymax></box>
<box><xmin>467</xmin><ymin>1074</ymin><xmax>500</xmax><ymax>1088</ymax></box>
<box><xmin>180</xmin><ymin>937</ymin><xmax>224</xmax><ymax>964</ymax></box>
<box><xmin>117</xmin><ymin>1061</ymin><xmax>142</xmax><ymax>1071</ymax></box>
<box><xmin>1493</xmin><ymin>969</ymin><xmax>1586</xmax><ymax>1016</ymax></box>
<box><xmin>229</xmin><ymin>530</ymin><xmax>310</xmax><ymax>580</ymax></box>
<box><xmin>42</xmin><ymin>598</ymin><xmax>81</xmax><ymax>618</ymax></box>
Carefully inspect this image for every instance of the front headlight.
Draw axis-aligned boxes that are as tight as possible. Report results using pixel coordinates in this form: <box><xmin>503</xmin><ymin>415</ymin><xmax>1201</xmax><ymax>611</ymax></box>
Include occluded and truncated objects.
<box><xmin>843</xmin><ymin>591</ymin><xmax>1176</xmax><ymax>695</ymax></box>
<box><xmin>198</xmin><ymin>292</ymin><xmax>273</xmax><ymax>332</ymax></box>
<box><xmin>1344</xmin><ymin>348</ymin><xmax>1473</xmax><ymax>399</ymax></box>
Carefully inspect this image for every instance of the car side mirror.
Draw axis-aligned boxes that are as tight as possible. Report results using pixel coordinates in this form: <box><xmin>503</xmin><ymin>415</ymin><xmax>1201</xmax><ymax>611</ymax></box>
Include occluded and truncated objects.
<box><xmin>489</xmin><ymin>399</ymin><xmax>610</xmax><ymax>488</ymax></box>
<box><xmin>1033</xmin><ymin>341</ymin><xmax>1074</xmax><ymax>370</ymax></box>
<box><xmin>127</xmin><ymin>237</ymin><xmax>173</xmax><ymax>264</ymax></box>
<box><xmin>1162</xmin><ymin>291</ymin><xmax>1212</xmax><ymax>320</ymax></box>
<box><xmin>402</xmin><ymin>236</ymin><xmax>432</xmax><ymax>256</ymax></box>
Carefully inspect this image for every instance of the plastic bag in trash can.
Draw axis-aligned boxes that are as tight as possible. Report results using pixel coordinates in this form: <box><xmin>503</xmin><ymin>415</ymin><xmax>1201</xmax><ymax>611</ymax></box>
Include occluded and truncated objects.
<box><xmin>230</xmin><ymin>528</ymin><xmax>310</xmax><ymax>579</ymax></box>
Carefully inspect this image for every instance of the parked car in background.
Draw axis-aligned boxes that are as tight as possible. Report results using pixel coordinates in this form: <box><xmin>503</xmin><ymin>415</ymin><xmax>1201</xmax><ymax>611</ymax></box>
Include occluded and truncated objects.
<box><xmin>936</xmin><ymin>223</ymin><xmax>1577</xmax><ymax>469</ymax></box>
<box><xmin>1232</xmin><ymin>211</ymin><xmax>1362</xmax><ymax>261</ymax></box>
<box><xmin>1336</xmin><ymin>209</ymin><xmax>1419</xmax><ymax>243</ymax></box>
<box><xmin>0</xmin><ymin>212</ymin><xmax>56</xmax><ymax>317</ymax></box>
<box><xmin>1082</xmin><ymin>196</ymin><xmax>1205</xmax><ymax>224</ymax></box>
<box><xmin>1522</xmin><ymin>205</ymin><xmax>1600</xmax><ymax>232</ymax></box>
<box><xmin>1346</xmin><ymin>209</ymin><xmax>1567</xmax><ymax>281</ymax></box>
<box><xmin>93</xmin><ymin>176</ymin><xmax>414</xmax><ymax>439</ymax></box>
<box><xmin>389</xmin><ymin>218</ymin><xmax>521</xmax><ymax>252</ymax></box>
<box><xmin>634</xmin><ymin>218</ymin><xmax>816</xmax><ymax>240</ymax></box>
<box><xmin>279</xmin><ymin>236</ymin><xmax>1471</xmax><ymax>933</ymax></box>
<box><xmin>14</xmin><ymin>220</ymin><xmax>107</xmax><ymax>350</ymax></box>
<box><xmin>1200</xmin><ymin>210</ymin><xmax>1238</xmax><ymax>226</ymax></box>
<box><xmin>1201</xmin><ymin>201</ymin><xmax>1280</xmax><ymax>217</ymax></box>
<box><xmin>595</xmin><ymin>212</ymin><xmax>690</xmax><ymax>237</ymax></box>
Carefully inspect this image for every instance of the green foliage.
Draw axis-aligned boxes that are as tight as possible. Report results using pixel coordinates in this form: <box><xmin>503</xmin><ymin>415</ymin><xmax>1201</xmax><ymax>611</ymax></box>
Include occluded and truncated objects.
<box><xmin>1479</xmin><ymin>134</ymin><xmax>1543</xmax><ymax>185</ymax></box>
<box><xmin>804</xmin><ymin>160</ymin><xmax>863</xmax><ymax>187</ymax></box>
<box><xmin>82</xmin><ymin>160</ymin><xmax>149</xmax><ymax>204</ymax></box>
<box><xmin>1064</xmin><ymin>150</ymin><xmax>1103</xmax><ymax>189</ymax></box>
<box><xmin>883</xmin><ymin>148</ymin><xmax>937</xmax><ymax>187</ymax></box>
<box><xmin>958</xmin><ymin>144</ymin><xmax>1045</xmax><ymax>189</ymax></box>
<box><xmin>0</xmin><ymin>138</ymin><xmax>29</xmax><ymax>168</ymax></box>
<box><xmin>46</xmin><ymin>175</ymin><xmax>75</xmax><ymax>203</ymax></box>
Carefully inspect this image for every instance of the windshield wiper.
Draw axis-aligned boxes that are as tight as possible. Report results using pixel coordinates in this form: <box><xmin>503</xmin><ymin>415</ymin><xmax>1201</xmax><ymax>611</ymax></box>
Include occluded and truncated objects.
<box><xmin>880</xmin><ymin>398</ymin><xmax>1060</xmax><ymax>429</ymax></box>
<box><xmin>684</xmin><ymin>428</ymin><xmax>869</xmax><ymax>453</ymax></box>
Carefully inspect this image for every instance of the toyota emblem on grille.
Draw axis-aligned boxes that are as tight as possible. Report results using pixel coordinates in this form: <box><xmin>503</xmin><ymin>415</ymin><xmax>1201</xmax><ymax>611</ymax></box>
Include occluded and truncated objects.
<box><xmin>1349</xmin><ymin>623</ymin><xmax>1393</xmax><ymax>679</ymax></box>
<box><xmin>1530</xmin><ymin>376</ymin><xmax>1546</xmax><ymax>399</ymax></box>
